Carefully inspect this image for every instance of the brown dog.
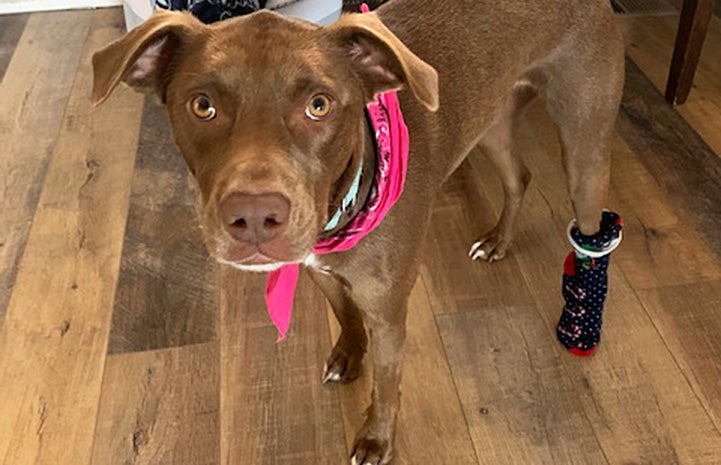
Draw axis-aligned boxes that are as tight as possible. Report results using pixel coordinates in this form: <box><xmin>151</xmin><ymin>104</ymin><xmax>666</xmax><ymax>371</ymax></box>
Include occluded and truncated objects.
<box><xmin>92</xmin><ymin>1</ymin><xmax>624</xmax><ymax>463</ymax></box>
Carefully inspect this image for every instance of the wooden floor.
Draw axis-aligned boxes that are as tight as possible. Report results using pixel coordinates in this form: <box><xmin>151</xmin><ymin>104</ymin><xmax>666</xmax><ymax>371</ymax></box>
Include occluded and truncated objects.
<box><xmin>1</xmin><ymin>6</ymin><xmax>721</xmax><ymax>465</ymax></box>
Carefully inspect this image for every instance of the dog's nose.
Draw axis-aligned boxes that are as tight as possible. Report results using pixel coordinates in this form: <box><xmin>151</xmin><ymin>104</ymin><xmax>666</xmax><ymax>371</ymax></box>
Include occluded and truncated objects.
<box><xmin>219</xmin><ymin>192</ymin><xmax>291</xmax><ymax>244</ymax></box>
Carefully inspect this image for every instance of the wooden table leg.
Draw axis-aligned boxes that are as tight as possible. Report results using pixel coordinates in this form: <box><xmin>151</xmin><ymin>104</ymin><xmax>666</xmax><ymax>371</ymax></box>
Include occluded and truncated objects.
<box><xmin>665</xmin><ymin>0</ymin><xmax>715</xmax><ymax>105</ymax></box>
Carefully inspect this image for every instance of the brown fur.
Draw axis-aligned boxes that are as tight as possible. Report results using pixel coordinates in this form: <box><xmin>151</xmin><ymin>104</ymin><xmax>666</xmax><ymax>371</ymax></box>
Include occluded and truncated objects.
<box><xmin>92</xmin><ymin>1</ymin><xmax>624</xmax><ymax>463</ymax></box>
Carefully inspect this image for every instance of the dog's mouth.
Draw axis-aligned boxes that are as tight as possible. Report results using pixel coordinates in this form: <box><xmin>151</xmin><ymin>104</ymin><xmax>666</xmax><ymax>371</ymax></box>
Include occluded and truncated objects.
<box><xmin>237</xmin><ymin>252</ymin><xmax>278</xmax><ymax>266</ymax></box>
<box><xmin>217</xmin><ymin>254</ymin><xmax>293</xmax><ymax>272</ymax></box>
<box><xmin>215</xmin><ymin>238</ymin><xmax>308</xmax><ymax>272</ymax></box>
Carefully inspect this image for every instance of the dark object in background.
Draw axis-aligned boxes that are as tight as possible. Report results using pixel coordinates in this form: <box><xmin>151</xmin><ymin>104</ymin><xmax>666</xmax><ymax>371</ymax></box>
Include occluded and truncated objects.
<box><xmin>156</xmin><ymin>0</ymin><xmax>385</xmax><ymax>23</ymax></box>
<box><xmin>157</xmin><ymin>0</ymin><xmax>267</xmax><ymax>24</ymax></box>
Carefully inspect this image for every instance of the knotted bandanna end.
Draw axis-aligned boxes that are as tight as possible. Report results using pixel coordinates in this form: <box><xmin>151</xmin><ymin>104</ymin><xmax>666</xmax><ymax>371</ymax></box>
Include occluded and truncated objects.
<box><xmin>557</xmin><ymin>211</ymin><xmax>623</xmax><ymax>357</ymax></box>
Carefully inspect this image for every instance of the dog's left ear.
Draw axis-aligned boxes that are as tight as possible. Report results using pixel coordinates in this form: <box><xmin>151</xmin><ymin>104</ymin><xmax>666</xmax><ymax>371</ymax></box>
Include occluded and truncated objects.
<box><xmin>327</xmin><ymin>13</ymin><xmax>439</xmax><ymax>112</ymax></box>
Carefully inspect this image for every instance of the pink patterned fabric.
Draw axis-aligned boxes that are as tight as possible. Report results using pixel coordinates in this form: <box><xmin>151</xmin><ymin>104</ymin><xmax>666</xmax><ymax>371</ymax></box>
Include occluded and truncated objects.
<box><xmin>265</xmin><ymin>90</ymin><xmax>409</xmax><ymax>340</ymax></box>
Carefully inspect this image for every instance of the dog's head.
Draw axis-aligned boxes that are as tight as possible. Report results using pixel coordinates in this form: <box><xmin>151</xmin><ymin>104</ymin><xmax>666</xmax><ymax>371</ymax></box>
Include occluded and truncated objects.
<box><xmin>92</xmin><ymin>9</ymin><xmax>438</xmax><ymax>271</ymax></box>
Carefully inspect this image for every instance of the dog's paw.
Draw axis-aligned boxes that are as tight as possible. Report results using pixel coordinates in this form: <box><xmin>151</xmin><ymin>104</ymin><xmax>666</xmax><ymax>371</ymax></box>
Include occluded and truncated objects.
<box><xmin>322</xmin><ymin>342</ymin><xmax>364</xmax><ymax>385</ymax></box>
<box><xmin>351</xmin><ymin>437</ymin><xmax>393</xmax><ymax>465</ymax></box>
<box><xmin>469</xmin><ymin>228</ymin><xmax>511</xmax><ymax>263</ymax></box>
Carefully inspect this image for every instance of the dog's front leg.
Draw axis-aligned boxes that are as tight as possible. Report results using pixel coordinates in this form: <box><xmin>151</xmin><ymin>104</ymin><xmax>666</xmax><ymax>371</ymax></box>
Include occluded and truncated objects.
<box><xmin>308</xmin><ymin>268</ymin><xmax>368</xmax><ymax>384</ymax></box>
<box><xmin>349</xmin><ymin>287</ymin><xmax>410</xmax><ymax>465</ymax></box>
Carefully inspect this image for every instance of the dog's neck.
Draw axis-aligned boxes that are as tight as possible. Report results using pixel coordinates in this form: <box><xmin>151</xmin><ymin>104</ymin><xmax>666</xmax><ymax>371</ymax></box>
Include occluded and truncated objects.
<box><xmin>320</xmin><ymin>114</ymin><xmax>377</xmax><ymax>239</ymax></box>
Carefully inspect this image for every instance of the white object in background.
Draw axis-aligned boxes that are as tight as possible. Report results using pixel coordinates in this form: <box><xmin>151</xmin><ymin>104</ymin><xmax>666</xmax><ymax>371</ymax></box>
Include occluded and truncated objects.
<box><xmin>123</xmin><ymin>0</ymin><xmax>153</xmax><ymax>30</ymax></box>
<box><xmin>123</xmin><ymin>0</ymin><xmax>342</xmax><ymax>30</ymax></box>
<box><xmin>274</xmin><ymin>0</ymin><xmax>342</xmax><ymax>25</ymax></box>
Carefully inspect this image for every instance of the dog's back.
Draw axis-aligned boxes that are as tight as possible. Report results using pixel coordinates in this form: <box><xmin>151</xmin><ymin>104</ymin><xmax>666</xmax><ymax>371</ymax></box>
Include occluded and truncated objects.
<box><xmin>375</xmin><ymin>0</ymin><xmax>624</xmax><ymax>180</ymax></box>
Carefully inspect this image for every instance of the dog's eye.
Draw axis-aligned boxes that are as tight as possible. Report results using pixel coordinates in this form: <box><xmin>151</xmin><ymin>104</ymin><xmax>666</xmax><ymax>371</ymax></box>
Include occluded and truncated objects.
<box><xmin>189</xmin><ymin>95</ymin><xmax>217</xmax><ymax>121</ymax></box>
<box><xmin>305</xmin><ymin>94</ymin><xmax>333</xmax><ymax>121</ymax></box>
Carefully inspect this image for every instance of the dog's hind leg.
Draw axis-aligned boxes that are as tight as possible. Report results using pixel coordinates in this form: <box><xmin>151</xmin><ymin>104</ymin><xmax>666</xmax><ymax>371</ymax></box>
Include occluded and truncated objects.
<box><xmin>543</xmin><ymin>38</ymin><xmax>624</xmax><ymax>235</ymax></box>
<box><xmin>308</xmin><ymin>267</ymin><xmax>367</xmax><ymax>384</ymax></box>
<box><xmin>469</xmin><ymin>76</ymin><xmax>539</xmax><ymax>262</ymax></box>
<box><xmin>543</xmin><ymin>28</ymin><xmax>625</xmax><ymax>355</ymax></box>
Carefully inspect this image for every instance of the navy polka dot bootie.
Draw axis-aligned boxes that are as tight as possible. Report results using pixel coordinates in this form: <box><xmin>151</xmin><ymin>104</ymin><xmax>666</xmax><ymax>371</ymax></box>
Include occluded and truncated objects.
<box><xmin>557</xmin><ymin>211</ymin><xmax>623</xmax><ymax>357</ymax></box>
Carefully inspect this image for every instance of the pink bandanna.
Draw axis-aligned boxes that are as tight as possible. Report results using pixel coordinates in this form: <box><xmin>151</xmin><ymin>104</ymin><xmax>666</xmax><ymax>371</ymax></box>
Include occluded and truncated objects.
<box><xmin>265</xmin><ymin>89</ymin><xmax>410</xmax><ymax>340</ymax></box>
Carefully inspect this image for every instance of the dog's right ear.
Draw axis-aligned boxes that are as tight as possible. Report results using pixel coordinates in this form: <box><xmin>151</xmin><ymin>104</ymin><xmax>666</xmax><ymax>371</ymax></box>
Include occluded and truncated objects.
<box><xmin>326</xmin><ymin>12</ymin><xmax>439</xmax><ymax>112</ymax></box>
<box><xmin>91</xmin><ymin>10</ymin><xmax>203</xmax><ymax>106</ymax></box>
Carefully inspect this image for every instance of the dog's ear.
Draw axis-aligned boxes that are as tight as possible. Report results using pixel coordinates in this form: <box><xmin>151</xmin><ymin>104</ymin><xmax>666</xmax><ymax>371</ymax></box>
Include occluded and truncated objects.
<box><xmin>91</xmin><ymin>10</ymin><xmax>203</xmax><ymax>105</ymax></box>
<box><xmin>327</xmin><ymin>13</ymin><xmax>439</xmax><ymax>112</ymax></box>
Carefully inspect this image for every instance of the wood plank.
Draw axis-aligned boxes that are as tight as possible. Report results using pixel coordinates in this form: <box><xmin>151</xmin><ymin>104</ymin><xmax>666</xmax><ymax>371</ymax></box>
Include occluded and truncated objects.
<box><xmin>0</xmin><ymin>10</ymin><xmax>92</xmax><ymax>320</ymax></box>
<box><xmin>435</xmin><ymin>307</ymin><xmax>608</xmax><ymax>465</ymax></box>
<box><xmin>0</xmin><ymin>13</ymin><xmax>28</xmax><ymax>82</ymax></box>
<box><xmin>91</xmin><ymin>342</ymin><xmax>219</xmax><ymax>465</ymax></box>
<box><xmin>624</xmin><ymin>14</ymin><xmax>721</xmax><ymax>155</ymax></box>
<box><xmin>0</xmin><ymin>8</ymin><xmax>144</xmax><ymax>465</ymax></box>
<box><xmin>579</xmin><ymin>271</ymin><xmax>721</xmax><ymax>464</ymax></box>
<box><xmin>423</xmin><ymin>146</ymin><xmax>605</xmax><ymax>463</ymax></box>
<box><xmin>108</xmin><ymin>100</ymin><xmax>217</xmax><ymax>354</ymax></box>
<box><xmin>636</xmin><ymin>281</ymin><xmax>721</xmax><ymax>431</ymax></box>
<box><xmin>611</xmin><ymin>151</ymin><xmax>721</xmax><ymax>289</ymax></box>
<box><xmin>617</xmin><ymin>58</ymin><xmax>721</xmax><ymax>262</ymax></box>
<box><xmin>220</xmin><ymin>269</ymin><xmax>348</xmax><ymax>465</ymax></box>
<box><xmin>328</xmin><ymin>276</ymin><xmax>479</xmax><ymax>464</ymax></box>
<box><xmin>614</xmin><ymin>211</ymin><xmax>721</xmax><ymax>290</ymax></box>
<box><xmin>493</xmin><ymin>103</ymin><xmax>721</xmax><ymax>463</ymax></box>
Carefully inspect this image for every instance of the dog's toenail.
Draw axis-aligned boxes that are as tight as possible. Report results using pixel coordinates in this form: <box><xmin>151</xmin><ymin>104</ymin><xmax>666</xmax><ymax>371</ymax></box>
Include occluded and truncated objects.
<box><xmin>322</xmin><ymin>365</ymin><xmax>341</xmax><ymax>384</ymax></box>
<box><xmin>468</xmin><ymin>241</ymin><xmax>483</xmax><ymax>257</ymax></box>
